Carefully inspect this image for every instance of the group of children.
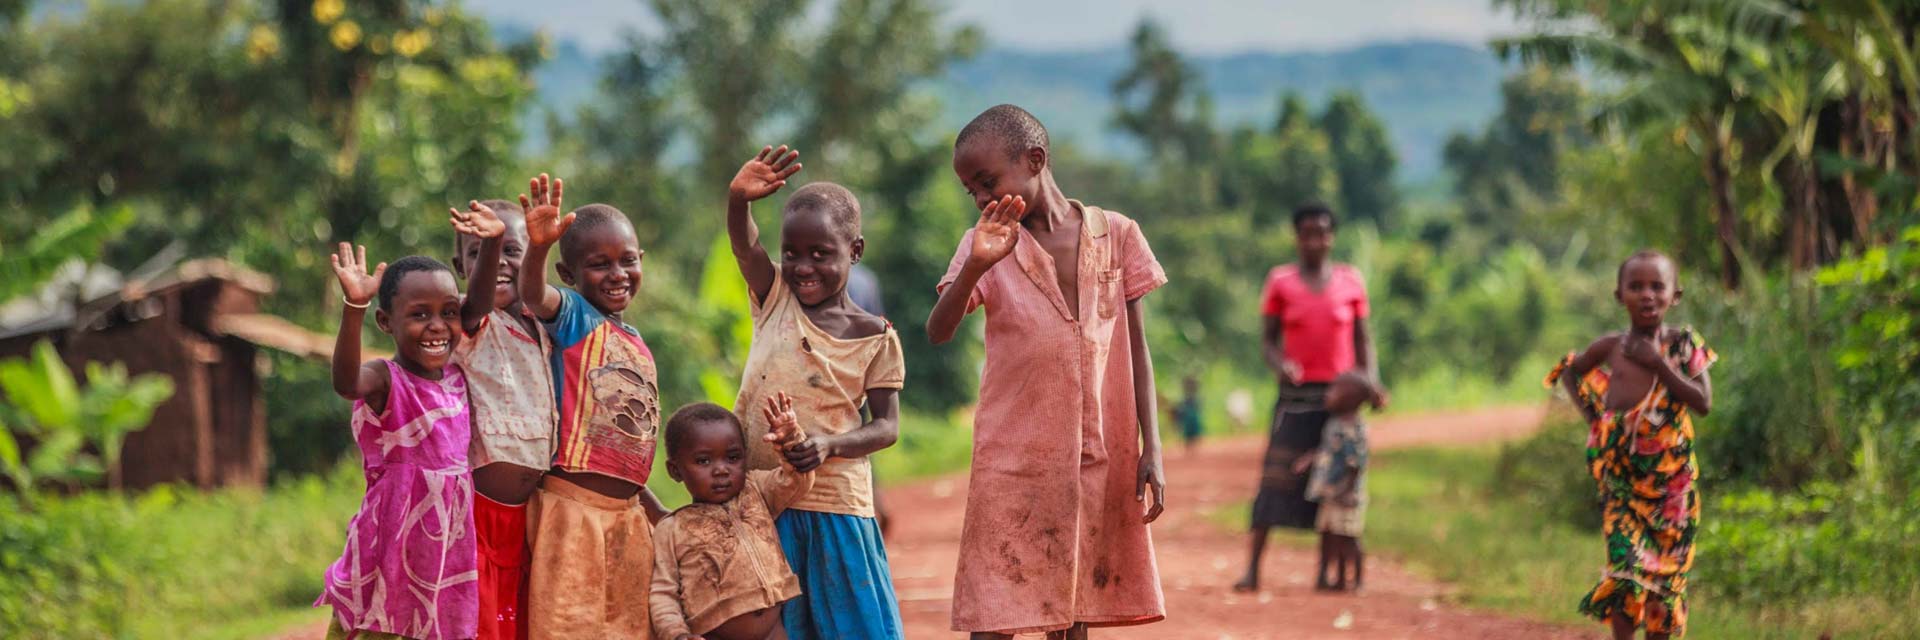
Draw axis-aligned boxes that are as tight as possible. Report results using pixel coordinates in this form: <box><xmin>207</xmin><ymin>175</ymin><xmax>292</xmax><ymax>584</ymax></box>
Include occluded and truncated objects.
<box><xmin>308</xmin><ymin>91</ymin><xmax>1713</xmax><ymax>640</ymax></box>
<box><xmin>315</xmin><ymin>104</ymin><xmax>1171</xmax><ymax>640</ymax></box>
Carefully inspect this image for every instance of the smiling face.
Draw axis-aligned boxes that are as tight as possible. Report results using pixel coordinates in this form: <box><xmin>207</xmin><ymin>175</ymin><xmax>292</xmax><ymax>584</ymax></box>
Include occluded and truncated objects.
<box><xmin>1294</xmin><ymin>213</ymin><xmax>1334</xmax><ymax>268</ymax></box>
<box><xmin>375</xmin><ymin>269</ymin><xmax>463</xmax><ymax>375</ymax></box>
<box><xmin>557</xmin><ymin>220</ymin><xmax>643</xmax><ymax>316</ymax></box>
<box><xmin>953</xmin><ymin>137</ymin><xmax>1044</xmax><ymax>214</ymax></box>
<box><xmin>455</xmin><ymin>209</ymin><xmax>530</xmax><ymax>310</ymax></box>
<box><xmin>780</xmin><ymin>210</ymin><xmax>863</xmax><ymax>306</ymax></box>
<box><xmin>666</xmin><ymin>417</ymin><xmax>748</xmax><ymax>504</ymax></box>
<box><xmin>1616</xmin><ymin>254</ymin><xmax>1679</xmax><ymax>329</ymax></box>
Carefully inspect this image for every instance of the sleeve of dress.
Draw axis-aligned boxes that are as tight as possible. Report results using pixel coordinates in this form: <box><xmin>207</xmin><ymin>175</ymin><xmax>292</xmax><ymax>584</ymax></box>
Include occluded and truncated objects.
<box><xmin>542</xmin><ymin>288</ymin><xmax>599</xmax><ymax>348</ymax></box>
<box><xmin>1678</xmin><ymin>328</ymin><xmax>1718</xmax><ymax>378</ymax></box>
<box><xmin>863</xmin><ymin>328</ymin><xmax>907</xmax><ymax>390</ymax></box>
<box><xmin>753</xmin><ymin>467</ymin><xmax>817</xmax><ymax>517</ymax></box>
<box><xmin>936</xmin><ymin>231</ymin><xmax>988</xmax><ymax>313</ymax></box>
<box><xmin>1260</xmin><ymin>268</ymin><xmax>1285</xmax><ymax>318</ymax></box>
<box><xmin>1115</xmin><ymin>216</ymin><xmax>1168</xmax><ymax>301</ymax></box>
<box><xmin>1350</xmin><ymin>268</ymin><xmax>1371</xmax><ymax>319</ymax></box>
<box><xmin>649</xmin><ymin>522</ymin><xmax>692</xmax><ymax>638</ymax></box>
<box><xmin>748</xmin><ymin>267</ymin><xmax>784</xmax><ymax>322</ymax></box>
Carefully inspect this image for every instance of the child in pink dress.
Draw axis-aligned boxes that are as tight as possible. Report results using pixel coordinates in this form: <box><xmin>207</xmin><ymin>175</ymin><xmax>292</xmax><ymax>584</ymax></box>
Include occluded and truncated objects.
<box><xmin>929</xmin><ymin>104</ymin><xmax>1168</xmax><ymax>639</ymax></box>
<box><xmin>317</xmin><ymin>245</ymin><xmax>478</xmax><ymax>640</ymax></box>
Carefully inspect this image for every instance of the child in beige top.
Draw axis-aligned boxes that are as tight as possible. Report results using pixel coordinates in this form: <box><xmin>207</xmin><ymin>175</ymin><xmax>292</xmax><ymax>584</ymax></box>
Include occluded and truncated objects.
<box><xmin>651</xmin><ymin>396</ymin><xmax>813</xmax><ymax>640</ymax></box>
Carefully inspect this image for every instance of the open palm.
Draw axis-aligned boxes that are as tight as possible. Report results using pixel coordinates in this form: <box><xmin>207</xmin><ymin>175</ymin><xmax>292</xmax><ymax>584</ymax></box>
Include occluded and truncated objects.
<box><xmin>331</xmin><ymin>243</ymin><xmax>386</xmax><ymax>306</ymax></box>
<box><xmin>969</xmin><ymin>195</ymin><xmax>1026</xmax><ymax>267</ymax></box>
<box><xmin>730</xmin><ymin>145</ymin><xmax>802</xmax><ymax>202</ymax></box>
<box><xmin>519</xmin><ymin>173</ymin><xmax>571</xmax><ymax>246</ymax></box>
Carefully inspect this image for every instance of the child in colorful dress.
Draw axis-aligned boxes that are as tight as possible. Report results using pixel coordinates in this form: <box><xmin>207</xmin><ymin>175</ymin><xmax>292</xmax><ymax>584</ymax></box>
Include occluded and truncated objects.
<box><xmin>317</xmin><ymin>246</ymin><xmax>477</xmax><ymax>640</ymax></box>
<box><xmin>723</xmin><ymin>146</ymin><xmax>909</xmax><ymax>639</ymax></box>
<box><xmin>651</xmin><ymin>396</ymin><xmax>814</xmax><ymax>640</ymax></box>
<box><xmin>514</xmin><ymin>174</ymin><xmax>671</xmax><ymax>639</ymax></box>
<box><xmin>1546</xmin><ymin>250</ymin><xmax>1715</xmax><ymax>640</ymax></box>
<box><xmin>928</xmin><ymin>105</ymin><xmax>1168</xmax><ymax>639</ymax></box>
<box><xmin>1293</xmin><ymin>371</ymin><xmax>1381</xmax><ymax>593</ymax></box>
<box><xmin>448</xmin><ymin>199</ymin><xmax>556</xmax><ymax>639</ymax></box>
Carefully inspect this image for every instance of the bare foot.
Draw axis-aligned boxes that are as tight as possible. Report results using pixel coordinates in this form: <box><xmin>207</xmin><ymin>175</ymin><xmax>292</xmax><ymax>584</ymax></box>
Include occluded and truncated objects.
<box><xmin>1232</xmin><ymin>575</ymin><xmax>1259</xmax><ymax>593</ymax></box>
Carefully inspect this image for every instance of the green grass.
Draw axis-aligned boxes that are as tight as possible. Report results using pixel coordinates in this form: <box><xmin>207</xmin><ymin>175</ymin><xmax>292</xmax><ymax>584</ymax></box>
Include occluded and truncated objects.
<box><xmin>1213</xmin><ymin>446</ymin><xmax>1909</xmax><ymax>639</ymax></box>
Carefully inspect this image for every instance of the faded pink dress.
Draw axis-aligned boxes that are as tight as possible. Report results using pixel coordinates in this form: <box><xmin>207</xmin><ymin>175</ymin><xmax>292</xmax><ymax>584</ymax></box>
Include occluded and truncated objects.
<box><xmin>316</xmin><ymin>360</ymin><xmax>479</xmax><ymax>640</ymax></box>
<box><xmin>938</xmin><ymin>201</ymin><xmax>1169</xmax><ymax>634</ymax></box>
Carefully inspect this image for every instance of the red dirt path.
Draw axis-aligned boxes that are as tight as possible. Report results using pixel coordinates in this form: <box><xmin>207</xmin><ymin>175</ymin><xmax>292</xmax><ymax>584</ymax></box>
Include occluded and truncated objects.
<box><xmin>275</xmin><ymin>404</ymin><xmax>1600</xmax><ymax>639</ymax></box>
<box><xmin>886</xmin><ymin>403</ymin><xmax>1599</xmax><ymax>639</ymax></box>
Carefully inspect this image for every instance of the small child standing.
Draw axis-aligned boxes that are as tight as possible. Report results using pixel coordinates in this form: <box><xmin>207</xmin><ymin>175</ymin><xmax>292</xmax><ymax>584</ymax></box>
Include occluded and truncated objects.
<box><xmin>1545</xmin><ymin>250</ymin><xmax>1715</xmax><ymax>640</ymax></box>
<box><xmin>723</xmin><ymin>145</ymin><xmax>909</xmax><ymax>639</ymax></box>
<box><xmin>929</xmin><ymin>105</ymin><xmax>1168</xmax><ymax>638</ymax></box>
<box><xmin>1169</xmin><ymin>376</ymin><xmax>1203</xmax><ymax>457</ymax></box>
<box><xmin>447</xmin><ymin>199</ymin><xmax>556</xmax><ymax>639</ymax></box>
<box><xmin>515</xmin><ymin>174</ymin><xmax>671</xmax><ymax>639</ymax></box>
<box><xmin>651</xmin><ymin>395</ymin><xmax>815</xmax><ymax>640</ymax></box>
<box><xmin>315</xmin><ymin>246</ymin><xmax>477</xmax><ymax>640</ymax></box>
<box><xmin>1294</xmin><ymin>371</ymin><xmax>1381</xmax><ymax>592</ymax></box>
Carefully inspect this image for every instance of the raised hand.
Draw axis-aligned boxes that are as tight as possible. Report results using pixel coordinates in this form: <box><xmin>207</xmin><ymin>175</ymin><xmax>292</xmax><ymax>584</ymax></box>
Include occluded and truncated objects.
<box><xmin>761</xmin><ymin>391</ymin><xmax>805</xmax><ymax>448</ymax></box>
<box><xmin>519</xmin><ymin>173</ymin><xmax>571</xmax><ymax>247</ymax></box>
<box><xmin>730</xmin><ymin>145</ymin><xmax>802</xmax><ymax>202</ymax></box>
<box><xmin>966</xmin><ymin>195</ymin><xmax>1026</xmax><ymax>270</ymax></box>
<box><xmin>448</xmin><ymin>200</ymin><xmax>506</xmax><ymax>239</ymax></box>
<box><xmin>330</xmin><ymin>242</ymin><xmax>386</xmax><ymax>307</ymax></box>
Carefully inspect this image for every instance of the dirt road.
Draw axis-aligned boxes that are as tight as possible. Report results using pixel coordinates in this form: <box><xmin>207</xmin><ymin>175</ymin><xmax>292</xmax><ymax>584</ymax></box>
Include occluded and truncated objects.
<box><xmin>887</xmin><ymin>403</ymin><xmax>1597</xmax><ymax>639</ymax></box>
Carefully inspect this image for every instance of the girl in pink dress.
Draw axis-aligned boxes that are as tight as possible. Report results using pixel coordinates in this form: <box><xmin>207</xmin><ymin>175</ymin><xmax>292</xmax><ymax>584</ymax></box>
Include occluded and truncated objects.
<box><xmin>317</xmin><ymin>245</ymin><xmax>479</xmax><ymax>640</ymax></box>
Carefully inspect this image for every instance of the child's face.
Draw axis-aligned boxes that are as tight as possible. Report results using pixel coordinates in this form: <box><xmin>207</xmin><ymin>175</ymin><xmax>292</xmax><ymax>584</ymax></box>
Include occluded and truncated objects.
<box><xmin>780</xmin><ymin>211</ymin><xmax>863</xmax><ymax>307</ymax></box>
<box><xmin>1615</xmin><ymin>256</ymin><xmax>1679</xmax><ymax>329</ymax></box>
<box><xmin>455</xmin><ymin>212</ymin><xmax>530</xmax><ymax>310</ymax></box>
<box><xmin>1294</xmin><ymin>214</ymin><xmax>1334</xmax><ymax>267</ymax></box>
<box><xmin>667</xmin><ymin>419</ymin><xmax>748</xmax><ymax>504</ymax></box>
<box><xmin>953</xmin><ymin>137</ymin><xmax>1042</xmax><ymax>214</ymax></box>
<box><xmin>375</xmin><ymin>270</ymin><xmax>463</xmax><ymax>373</ymax></box>
<box><xmin>557</xmin><ymin>221</ymin><xmax>643</xmax><ymax>315</ymax></box>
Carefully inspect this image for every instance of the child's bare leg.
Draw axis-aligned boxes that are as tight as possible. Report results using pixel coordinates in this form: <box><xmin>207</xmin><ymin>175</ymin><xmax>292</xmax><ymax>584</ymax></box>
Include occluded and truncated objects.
<box><xmin>1044</xmin><ymin>623</ymin><xmax>1089</xmax><ymax>640</ymax></box>
<box><xmin>1233</xmin><ymin>528</ymin><xmax>1269</xmax><ymax>591</ymax></box>
<box><xmin>1313</xmin><ymin>532</ymin><xmax>1335</xmax><ymax>591</ymax></box>
<box><xmin>1608</xmin><ymin>613</ymin><xmax>1636</xmax><ymax>640</ymax></box>
<box><xmin>1347</xmin><ymin>535</ymin><xmax>1365</xmax><ymax>591</ymax></box>
<box><xmin>1332</xmin><ymin>537</ymin><xmax>1349</xmax><ymax>591</ymax></box>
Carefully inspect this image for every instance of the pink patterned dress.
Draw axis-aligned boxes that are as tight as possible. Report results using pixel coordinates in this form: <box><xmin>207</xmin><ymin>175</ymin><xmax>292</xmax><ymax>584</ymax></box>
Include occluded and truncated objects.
<box><xmin>317</xmin><ymin>360</ymin><xmax>479</xmax><ymax>640</ymax></box>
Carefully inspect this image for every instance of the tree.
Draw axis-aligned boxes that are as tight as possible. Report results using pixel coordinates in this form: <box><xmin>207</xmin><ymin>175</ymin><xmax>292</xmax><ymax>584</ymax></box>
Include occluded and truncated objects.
<box><xmin>1443</xmin><ymin>66</ymin><xmax>1589</xmax><ymax>240</ymax></box>
<box><xmin>1318</xmin><ymin>91</ymin><xmax>1400</xmax><ymax>228</ymax></box>
<box><xmin>1110</xmin><ymin>19</ymin><xmax>1213</xmax><ymax>162</ymax></box>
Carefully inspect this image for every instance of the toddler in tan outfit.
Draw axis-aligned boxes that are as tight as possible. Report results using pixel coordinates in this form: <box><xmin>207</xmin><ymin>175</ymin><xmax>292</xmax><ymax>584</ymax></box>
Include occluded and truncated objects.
<box><xmin>651</xmin><ymin>395</ymin><xmax>814</xmax><ymax>640</ymax></box>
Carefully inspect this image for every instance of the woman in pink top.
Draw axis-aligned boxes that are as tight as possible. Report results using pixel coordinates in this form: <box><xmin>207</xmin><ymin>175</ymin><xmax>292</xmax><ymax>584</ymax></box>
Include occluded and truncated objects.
<box><xmin>1233</xmin><ymin>203</ymin><xmax>1380</xmax><ymax>593</ymax></box>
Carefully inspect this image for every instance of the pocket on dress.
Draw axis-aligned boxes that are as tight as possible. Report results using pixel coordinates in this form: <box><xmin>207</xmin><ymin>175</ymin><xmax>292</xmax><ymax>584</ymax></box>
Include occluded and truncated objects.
<box><xmin>1098</xmin><ymin>268</ymin><xmax>1123</xmax><ymax>319</ymax></box>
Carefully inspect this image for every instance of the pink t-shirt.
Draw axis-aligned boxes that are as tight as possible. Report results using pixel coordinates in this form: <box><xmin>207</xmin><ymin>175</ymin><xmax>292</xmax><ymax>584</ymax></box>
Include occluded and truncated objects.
<box><xmin>1260</xmin><ymin>263</ymin><xmax>1369</xmax><ymax>383</ymax></box>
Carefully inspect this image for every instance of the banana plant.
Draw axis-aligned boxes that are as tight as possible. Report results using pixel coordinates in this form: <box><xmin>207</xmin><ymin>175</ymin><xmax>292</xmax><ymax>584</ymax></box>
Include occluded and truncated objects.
<box><xmin>0</xmin><ymin>340</ymin><xmax>173</xmax><ymax>508</ymax></box>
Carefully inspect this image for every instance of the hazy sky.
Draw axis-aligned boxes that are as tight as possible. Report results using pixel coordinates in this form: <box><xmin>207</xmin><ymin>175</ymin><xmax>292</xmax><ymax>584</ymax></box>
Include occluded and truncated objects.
<box><xmin>469</xmin><ymin>0</ymin><xmax>1518</xmax><ymax>54</ymax></box>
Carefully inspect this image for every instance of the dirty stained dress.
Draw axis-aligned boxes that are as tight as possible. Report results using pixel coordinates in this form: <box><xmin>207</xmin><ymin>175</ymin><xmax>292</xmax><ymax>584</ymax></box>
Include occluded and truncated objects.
<box><xmin>937</xmin><ymin>201</ymin><xmax>1168</xmax><ymax>634</ymax></box>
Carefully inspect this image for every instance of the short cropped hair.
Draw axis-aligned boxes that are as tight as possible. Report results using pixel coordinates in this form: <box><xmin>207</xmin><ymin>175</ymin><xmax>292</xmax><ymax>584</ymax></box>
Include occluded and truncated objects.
<box><xmin>784</xmin><ymin>182</ymin><xmax>862</xmax><ymax>241</ymax></box>
<box><xmin>664</xmin><ymin>402</ymin><xmax>743</xmax><ymax>459</ymax></box>
<box><xmin>1292</xmin><ymin>202</ymin><xmax>1336</xmax><ymax>229</ymax></box>
<box><xmin>1616</xmin><ymin>249</ymin><xmax>1676</xmax><ymax>286</ymax></box>
<box><xmin>558</xmin><ymin>203</ymin><xmax>634</xmax><ymax>265</ymax></box>
<box><xmin>377</xmin><ymin>255</ymin><xmax>455</xmax><ymax>312</ymax></box>
<box><xmin>955</xmin><ymin>104</ymin><xmax>1051</xmax><ymax>160</ymax></box>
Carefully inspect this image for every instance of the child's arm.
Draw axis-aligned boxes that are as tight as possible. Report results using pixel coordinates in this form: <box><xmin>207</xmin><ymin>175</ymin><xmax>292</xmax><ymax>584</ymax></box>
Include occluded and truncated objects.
<box><xmin>648</xmin><ymin>528</ymin><xmax>700</xmax><ymax>640</ymax></box>
<box><xmin>928</xmin><ymin>195</ymin><xmax>1025</xmax><ymax>344</ymax></box>
<box><xmin>726</xmin><ymin>145</ymin><xmax>802</xmax><ymax>304</ymax></box>
<box><xmin>1561</xmin><ymin>335</ymin><xmax>1619</xmax><ymax>422</ymax></box>
<box><xmin>518</xmin><ymin>174</ymin><xmax>571</xmax><ymax>322</ymax></box>
<box><xmin>1127</xmin><ymin>298</ymin><xmax>1167</xmax><ymax>524</ymax></box>
<box><xmin>1623</xmin><ymin>332</ymin><xmax>1714</xmax><ymax>415</ymax></box>
<box><xmin>638</xmin><ymin>486</ymin><xmax>670</xmax><ymax>525</ymax></box>
<box><xmin>780</xmin><ymin>389</ymin><xmax>898</xmax><ymax>473</ymax></box>
<box><xmin>450</xmin><ymin>200</ymin><xmax>508</xmax><ymax>335</ymax></box>
<box><xmin>329</xmin><ymin>243</ymin><xmax>391</xmax><ymax>412</ymax></box>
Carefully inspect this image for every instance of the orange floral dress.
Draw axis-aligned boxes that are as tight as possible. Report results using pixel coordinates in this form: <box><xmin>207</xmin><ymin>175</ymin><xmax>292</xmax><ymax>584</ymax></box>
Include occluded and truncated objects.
<box><xmin>1545</xmin><ymin>328</ymin><xmax>1716</xmax><ymax>636</ymax></box>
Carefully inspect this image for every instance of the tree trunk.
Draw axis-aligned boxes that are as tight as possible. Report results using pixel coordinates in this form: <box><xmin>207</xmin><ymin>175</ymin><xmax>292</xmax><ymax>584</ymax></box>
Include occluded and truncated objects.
<box><xmin>1702</xmin><ymin>137</ymin><xmax>1742</xmax><ymax>288</ymax></box>
<box><xmin>1787</xmin><ymin>159</ymin><xmax>1821</xmax><ymax>271</ymax></box>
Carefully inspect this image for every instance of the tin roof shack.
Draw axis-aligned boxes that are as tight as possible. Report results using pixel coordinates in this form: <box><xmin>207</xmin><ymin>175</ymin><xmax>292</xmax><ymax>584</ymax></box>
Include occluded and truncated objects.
<box><xmin>0</xmin><ymin>258</ymin><xmax>342</xmax><ymax>490</ymax></box>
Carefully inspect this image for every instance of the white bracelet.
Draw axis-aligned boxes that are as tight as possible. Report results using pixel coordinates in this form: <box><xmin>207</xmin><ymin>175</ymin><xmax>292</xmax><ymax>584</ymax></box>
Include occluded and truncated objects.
<box><xmin>343</xmin><ymin>296</ymin><xmax>371</xmax><ymax>310</ymax></box>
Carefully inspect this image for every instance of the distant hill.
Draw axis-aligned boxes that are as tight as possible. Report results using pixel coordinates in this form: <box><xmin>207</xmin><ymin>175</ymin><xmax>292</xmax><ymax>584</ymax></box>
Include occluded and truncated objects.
<box><xmin>525</xmin><ymin>39</ymin><xmax>1509</xmax><ymax>180</ymax></box>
